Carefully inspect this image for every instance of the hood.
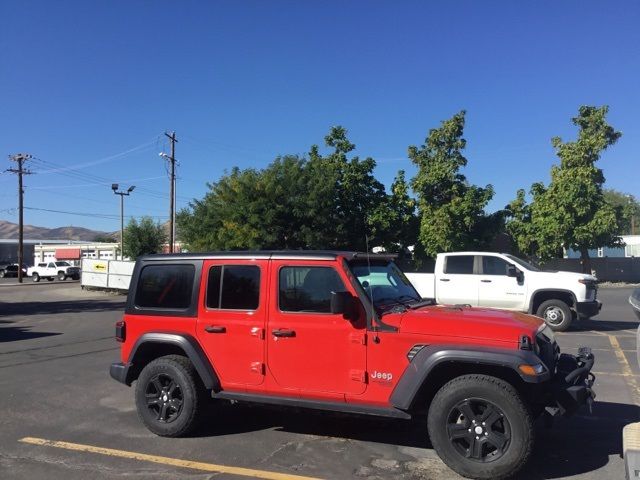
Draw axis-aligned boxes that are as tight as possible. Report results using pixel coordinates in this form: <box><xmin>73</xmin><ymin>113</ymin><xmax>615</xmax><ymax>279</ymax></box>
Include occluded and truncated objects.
<box><xmin>538</xmin><ymin>270</ymin><xmax>598</xmax><ymax>282</ymax></box>
<box><xmin>399</xmin><ymin>305</ymin><xmax>543</xmax><ymax>343</ymax></box>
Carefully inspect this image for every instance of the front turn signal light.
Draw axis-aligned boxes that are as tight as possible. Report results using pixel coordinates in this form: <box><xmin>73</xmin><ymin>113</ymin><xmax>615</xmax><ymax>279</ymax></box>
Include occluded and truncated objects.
<box><xmin>518</xmin><ymin>363</ymin><xmax>546</xmax><ymax>376</ymax></box>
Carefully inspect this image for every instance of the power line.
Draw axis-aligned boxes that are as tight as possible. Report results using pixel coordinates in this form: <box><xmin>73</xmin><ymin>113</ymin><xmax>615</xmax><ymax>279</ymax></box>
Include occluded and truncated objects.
<box><xmin>24</xmin><ymin>206</ymin><xmax>168</xmax><ymax>219</ymax></box>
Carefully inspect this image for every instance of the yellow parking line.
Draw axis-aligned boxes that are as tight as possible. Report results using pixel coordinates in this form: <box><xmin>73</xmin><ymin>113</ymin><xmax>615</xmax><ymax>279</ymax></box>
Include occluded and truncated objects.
<box><xmin>608</xmin><ymin>335</ymin><xmax>640</xmax><ymax>406</ymax></box>
<box><xmin>19</xmin><ymin>437</ymin><xmax>322</xmax><ymax>480</ymax></box>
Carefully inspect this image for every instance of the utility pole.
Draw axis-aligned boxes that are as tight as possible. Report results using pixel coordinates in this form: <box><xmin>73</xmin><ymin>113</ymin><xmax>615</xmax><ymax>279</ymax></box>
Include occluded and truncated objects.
<box><xmin>163</xmin><ymin>131</ymin><xmax>177</xmax><ymax>253</ymax></box>
<box><xmin>111</xmin><ymin>184</ymin><xmax>135</xmax><ymax>260</ymax></box>
<box><xmin>6</xmin><ymin>154</ymin><xmax>33</xmax><ymax>283</ymax></box>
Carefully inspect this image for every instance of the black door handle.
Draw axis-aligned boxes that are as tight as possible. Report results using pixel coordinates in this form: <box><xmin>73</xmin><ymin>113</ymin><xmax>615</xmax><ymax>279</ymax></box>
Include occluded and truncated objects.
<box><xmin>440</xmin><ymin>278</ymin><xmax>450</xmax><ymax>282</ymax></box>
<box><xmin>481</xmin><ymin>279</ymin><xmax>492</xmax><ymax>283</ymax></box>
<box><xmin>272</xmin><ymin>329</ymin><xmax>296</xmax><ymax>338</ymax></box>
<box><xmin>205</xmin><ymin>325</ymin><xmax>226</xmax><ymax>334</ymax></box>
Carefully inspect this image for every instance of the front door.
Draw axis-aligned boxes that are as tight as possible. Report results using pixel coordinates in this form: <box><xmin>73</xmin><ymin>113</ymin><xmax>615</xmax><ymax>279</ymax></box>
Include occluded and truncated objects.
<box><xmin>266</xmin><ymin>260</ymin><xmax>367</xmax><ymax>395</ymax></box>
<box><xmin>197</xmin><ymin>260</ymin><xmax>267</xmax><ymax>387</ymax></box>
<box><xmin>478</xmin><ymin>255</ymin><xmax>527</xmax><ymax>310</ymax></box>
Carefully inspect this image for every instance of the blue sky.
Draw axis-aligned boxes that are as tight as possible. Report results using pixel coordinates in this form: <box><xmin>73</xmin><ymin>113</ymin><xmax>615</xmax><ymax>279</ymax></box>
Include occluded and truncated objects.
<box><xmin>1</xmin><ymin>1</ymin><xmax>638</xmax><ymax>233</ymax></box>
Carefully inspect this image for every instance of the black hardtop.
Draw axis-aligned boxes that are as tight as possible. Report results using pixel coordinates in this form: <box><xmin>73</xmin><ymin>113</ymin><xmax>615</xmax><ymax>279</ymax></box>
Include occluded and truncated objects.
<box><xmin>139</xmin><ymin>250</ymin><xmax>398</xmax><ymax>262</ymax></box>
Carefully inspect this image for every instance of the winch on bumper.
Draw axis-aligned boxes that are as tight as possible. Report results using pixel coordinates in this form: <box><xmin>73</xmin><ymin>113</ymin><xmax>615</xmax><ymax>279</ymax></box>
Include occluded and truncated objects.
<box><xmin>545</xmin><ymin>347</ymin><xmax>596</xmax><ymax>417</ymax></box>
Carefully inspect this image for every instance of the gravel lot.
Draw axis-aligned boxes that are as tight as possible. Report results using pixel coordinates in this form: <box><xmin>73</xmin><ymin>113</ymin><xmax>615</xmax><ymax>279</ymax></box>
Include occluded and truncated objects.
<box><xmin>0</xmin><ymin>282</ymin><xmax>637</xmax><ymax>479</ymax></box>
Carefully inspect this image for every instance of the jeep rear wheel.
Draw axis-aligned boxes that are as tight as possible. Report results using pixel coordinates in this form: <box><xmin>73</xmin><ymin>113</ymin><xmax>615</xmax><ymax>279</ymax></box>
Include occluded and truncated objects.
<box><xmin>536</xmin><ymin>299</ymin><xmax>572</xmax><ymax>332</ymax></box>
<box><xmin>135</xmin><ymin>355</ymin><xmax>204</xmax><ymax>437</ymax></box>
<box><xmin>427</xmin><ymin>374</ymin><xmax>533</xmax><ymax>480</ymax></box>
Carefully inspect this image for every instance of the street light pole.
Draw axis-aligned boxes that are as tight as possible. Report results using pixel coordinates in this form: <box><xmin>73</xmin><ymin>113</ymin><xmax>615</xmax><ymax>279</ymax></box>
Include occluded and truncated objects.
<box><xmin>112</xmin><ymin>184</ymin><xmax>135</xmax><ymax>260</ymax></box>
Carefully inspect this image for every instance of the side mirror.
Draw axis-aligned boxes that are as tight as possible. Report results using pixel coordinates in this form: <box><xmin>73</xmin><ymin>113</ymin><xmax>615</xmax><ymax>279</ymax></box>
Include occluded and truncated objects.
<box><xmin>330</xmin><ymin>291</ymin><xmax>354</xmax><ymax>318</ymax></box>
<box><xmin>507</xmin><ymin>265</ymin><xmax>518</xmax><ymax>277</ymax></box>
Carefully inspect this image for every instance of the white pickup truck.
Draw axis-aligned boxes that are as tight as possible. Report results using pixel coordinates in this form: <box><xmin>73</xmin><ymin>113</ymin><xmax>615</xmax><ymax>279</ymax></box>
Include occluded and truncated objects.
<box><xmin>406</xmin><ymin>251</ymin><xmax>601</xmax><ymax>331</ymax></box>
<box><xmin>27</xmin><ymin>261</ymin><xmax>81</xmax><ymax>282</ymax></box>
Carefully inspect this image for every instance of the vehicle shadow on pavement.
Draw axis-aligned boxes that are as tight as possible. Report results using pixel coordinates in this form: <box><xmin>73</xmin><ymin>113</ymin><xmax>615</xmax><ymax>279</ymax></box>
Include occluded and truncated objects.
<box><xmin>0</xmin><ymin>321</ymin><xmax>62</xmax><ymax>343</ymax></box>
<box><xmin>0</xmin><ymin>300</ymin><xmax>125</xmax><ymax>317</ymax></box>
<box><xmin>192</xmin><ymin>399</ymin><xmax>636</xmax><ymax>478</ymax></box>
<box><xmin>573</xmin><ymin>318</ymin><xmax>638</xmax><ymax>332</ymax></box>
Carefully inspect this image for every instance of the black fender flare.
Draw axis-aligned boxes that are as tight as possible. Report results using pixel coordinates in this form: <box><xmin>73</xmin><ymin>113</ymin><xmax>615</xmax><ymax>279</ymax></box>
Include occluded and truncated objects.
<box><xmin>528</xmin><ymin>288</ymin><xmax>578</xmax><ymax>314</ymax></box>
<box><xmin>390</xmin><ymin>345</ymin><xmax>548</xmax><ymax>411</ymax></box>
<box><xmin>124</xmin><ymin>332</ymin><xmax>220</xmax><ymax>390</ymax></box>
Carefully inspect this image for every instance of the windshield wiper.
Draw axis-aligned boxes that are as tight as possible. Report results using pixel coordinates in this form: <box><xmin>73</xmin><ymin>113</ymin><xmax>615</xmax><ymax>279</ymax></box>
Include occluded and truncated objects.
<box><xmin>407</xmin><ymin>298</ymin><xmax>436</xmax><ymax>309</ymax></box>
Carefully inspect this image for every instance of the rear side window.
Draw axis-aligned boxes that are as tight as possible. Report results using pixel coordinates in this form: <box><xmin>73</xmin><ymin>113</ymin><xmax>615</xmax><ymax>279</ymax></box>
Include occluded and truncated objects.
<box><xmin>279</xmin><ymin>266</ymin><xmax>345</xmax><ymax>313</ymax></box>
<box><xmin>206</xmin><ymin>265</ymin><xmax>260</xmax><ymax>310</ymax></box>
<box><xmin>444</xmin><ymin>256</ymin><xmax>475</xmax><ymax>274</ymax></box>
<box><xmin>135</xmin><ymin>264</ymin><xmax>195</xmax><ymax>309</ymax></box>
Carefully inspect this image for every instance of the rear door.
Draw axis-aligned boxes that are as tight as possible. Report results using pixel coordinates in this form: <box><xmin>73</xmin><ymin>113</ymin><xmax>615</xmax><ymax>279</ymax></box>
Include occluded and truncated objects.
<box><xmin>197</xmin><ymin>260</ymin><xmax>267</xmax><ymax>387</ymax></box>
<box><xmin>266</xmin><ymin>260</ymin><xmax>367</xmax><ymax>396</ymax></box>
<box><xmin>478</xmin><ymin>255</ymin><xmax>527</xmax><ymax>310</ymax></box>
<box><xmin>436</xmin><ymin>255</ymin><xmax>479</xmax><ymax>305</ymax></box>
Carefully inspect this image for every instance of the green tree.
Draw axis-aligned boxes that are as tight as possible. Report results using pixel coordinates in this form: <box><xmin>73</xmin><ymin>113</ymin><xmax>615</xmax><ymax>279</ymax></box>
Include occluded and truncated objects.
<box><xmin>123</xmin><ymin>216</ymin><xmax>167</xmax><ymax>259</ymax></box>
<box><xmin>410</xmin><ymin>110</ymin><xmax>496</xmax><ymax>257</ymax></box>
<box><xmin>178</xmin><ymin>127</ymin><xmax>392</xmax><ymax>252</ymax></box>
<box><xmin>603</xmin><ymin>189</ymin><xmax>639</xmax><ymax>235</ymax></box>
<box><xmin>505</xmin><ymin>106</ymin><xmax>622</xmax><ymax>271</ymax></box>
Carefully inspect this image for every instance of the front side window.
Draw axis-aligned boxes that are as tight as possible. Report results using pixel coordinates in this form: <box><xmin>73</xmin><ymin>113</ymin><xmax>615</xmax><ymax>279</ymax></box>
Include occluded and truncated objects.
<box><xmin>135</xmin><ymin>264</ymin><xmax>195</xmax><ymax>309</ymax></box>
<box><xmin>47</xmin><ymin>263</ymin><xmax>56</xmax><ymax>268</ymax></box>
<box><xmin>206</xmin><ymin>265</ymin><xmax>260</xmax><ymax>310</ymax></box>
<box><xmin>444</xmin><ymin>256</ymin><xmax>474</xmax><ymax>274</ymax></box>
<box><xmin>279</xmin><ymin>266</ymin><xmax>346</xmax><ymax>313</ymax></box>
<box><xmin>55</xmin><ymin>261</ymin><xmax>71</xmax><ymax>267</ymax></box>
<box><xmin>482</xmin><ymin>256</ymin><xmax>509</xmax><ymax>276</ymax></box>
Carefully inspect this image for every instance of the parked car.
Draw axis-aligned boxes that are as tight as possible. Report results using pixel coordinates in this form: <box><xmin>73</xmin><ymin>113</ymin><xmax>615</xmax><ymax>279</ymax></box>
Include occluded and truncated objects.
<box><xmin>27</xmin><ymin>261</ymin><xmax>80</xmax><ymax>282</ymax></box>
<box><xmin>0</xmin><ymin>264</ymin><xmax>27</xmax><ymax>278</ymax></box>
<box><xmin>630</xmin><ymin>288</ymin><xmax>640</xmax><ymax>321</ymax></box>
<box><xmin>110</xmin><ymin>250</ymin><xmax>595</xmax><ymax>480</ymax></box>
<box><xmin>406</xmin><ymin>252</ymin><xmax>601</xmax><ymax>331</ymax></box>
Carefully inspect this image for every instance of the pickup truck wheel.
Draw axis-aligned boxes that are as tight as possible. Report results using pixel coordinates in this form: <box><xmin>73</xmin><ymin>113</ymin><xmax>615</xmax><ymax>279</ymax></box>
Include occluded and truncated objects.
<box><xmin>0</xmin><ymin>270</ymin><xmax>5</xmax><ymax>278</ymax></box>
<box><xmin>427</xmin><ymin>374</ymin><xmax>533</xmax><ymax>480</ymax></box>
<box><xmin>32</xmin><ymin>273</ymin><xmax>40</xmax><ymax>282</ymax></box>
<box><xmin>536</xmin><ymin>299</ymin><xmax>572</xmax><ymax>332</ymax></box>
<box><xmin>135</xmin><ymin>355</ymin><xmax>204</xmax><ymax>437</ymax></box>
<box><xmin>57</xmin><ymin>271</ymin><xmax>67</xmax><ymax>281</ymax></box>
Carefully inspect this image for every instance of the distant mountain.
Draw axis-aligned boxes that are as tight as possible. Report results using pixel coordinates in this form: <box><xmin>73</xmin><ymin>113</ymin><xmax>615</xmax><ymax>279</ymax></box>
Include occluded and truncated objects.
<box><xmin>0</xmin><ymin>219</ymin><xmax>117</xmax><ymax>242</ymax></box>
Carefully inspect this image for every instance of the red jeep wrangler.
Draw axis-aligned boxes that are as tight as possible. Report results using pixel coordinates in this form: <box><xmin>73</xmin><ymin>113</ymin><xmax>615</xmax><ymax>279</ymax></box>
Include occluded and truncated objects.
<box><xmin>110</xmin><ymin>251</ymin><xmax>595</xmax><ymax>479</ymax></box>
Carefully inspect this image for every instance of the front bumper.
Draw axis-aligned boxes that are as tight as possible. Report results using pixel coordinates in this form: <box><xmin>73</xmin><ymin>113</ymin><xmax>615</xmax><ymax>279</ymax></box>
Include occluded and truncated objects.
<box><xmin>576</xmin><ymin>300</ymin><xmax>602</xmax><ymax>318</ymax></box>
<box><xmin>547</xmin><ymin>348</ymin><xmax>596</xmax><ymax>417</ymax></box>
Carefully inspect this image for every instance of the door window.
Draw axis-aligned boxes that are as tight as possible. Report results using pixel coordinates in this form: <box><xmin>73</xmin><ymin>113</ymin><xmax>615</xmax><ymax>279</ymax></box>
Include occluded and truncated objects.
<box><xmin>444</xmin><ymin>256</ymin><xmax>475</xmax><ymax>274</ymax></box>
<box><xmin>482</xmin><ymin>256</ymin><xmax>510</xmax><ymax>276</ymax></box>
<box><xmin>206</xmin><ymin>265</ymin><xmax>260</xmax><ymax>310</ymax></box>
<box><xmin>279</xmin><ymin>267</ymin><xmax>346</xmax><ymax>313</ymax></box>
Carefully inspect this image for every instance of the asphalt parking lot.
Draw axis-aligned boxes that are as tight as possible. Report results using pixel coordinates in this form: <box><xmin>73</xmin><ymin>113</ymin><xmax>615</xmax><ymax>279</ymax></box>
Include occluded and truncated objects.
<box><xmin>0</xmin><ymin>282</ymin><xmax>638</xmax><ymax>480</ymax></box>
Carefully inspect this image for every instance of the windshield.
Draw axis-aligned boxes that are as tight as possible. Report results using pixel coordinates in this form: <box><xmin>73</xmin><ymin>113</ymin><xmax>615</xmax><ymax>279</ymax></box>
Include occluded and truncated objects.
<box><xmin>350</xmin><ymin>261</ymin><xmax>421</xmax><ymax>310</ymax></box>
<box><xmin>504</xmin><ymin>254</ymin><xmax>540</xmax><ymax>272</ymax></box>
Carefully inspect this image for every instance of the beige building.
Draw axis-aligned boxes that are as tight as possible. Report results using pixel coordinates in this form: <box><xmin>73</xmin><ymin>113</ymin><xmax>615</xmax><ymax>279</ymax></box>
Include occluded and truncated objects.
<box><xmin>34</xmin><ymin>242</ymin><xmax>120</xmax><ymax>266</ymax></box>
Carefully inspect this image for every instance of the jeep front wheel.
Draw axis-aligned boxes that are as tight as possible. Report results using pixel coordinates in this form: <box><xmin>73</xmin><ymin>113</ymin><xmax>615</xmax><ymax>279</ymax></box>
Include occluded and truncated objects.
<box><xmin>135</xmin><ymin>355</ymin><xmax>204</xmax><ymax>437</ymax></box>
<box><xmin>536</xmin><ymin>299</ymin><xmax>572</xmax><ymax>332</ymax></box>
<box><xmin>427</xmin><ymin>374</ymin><xmax>533</xmax><ymax>480</ymax></box>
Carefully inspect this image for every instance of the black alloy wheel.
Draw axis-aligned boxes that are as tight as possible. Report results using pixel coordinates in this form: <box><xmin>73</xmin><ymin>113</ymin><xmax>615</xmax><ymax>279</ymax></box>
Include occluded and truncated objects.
<box><xmin>144</xmin><ymin>373</ymin><xmax>184</xmax><ymax>423</ymax></box>
<box><xmin>446</xmin><ymin>398</ymin><xmax>511</xmax><ymax>462</ymax></box>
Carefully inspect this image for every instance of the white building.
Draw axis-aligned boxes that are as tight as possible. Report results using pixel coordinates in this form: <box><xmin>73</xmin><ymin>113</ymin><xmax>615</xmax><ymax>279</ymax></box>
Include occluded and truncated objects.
<box><xmin>34</xmin><ymin>242</ymin><xmax>119</xmax><ymax>266</ymax></box>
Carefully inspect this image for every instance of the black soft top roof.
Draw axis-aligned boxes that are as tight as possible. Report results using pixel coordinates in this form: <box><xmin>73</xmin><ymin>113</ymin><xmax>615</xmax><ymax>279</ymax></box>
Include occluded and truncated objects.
<box><xmin>139</xmin><ymin>250</ymin><xmax>398</xmax><ymax>262</ymax></box>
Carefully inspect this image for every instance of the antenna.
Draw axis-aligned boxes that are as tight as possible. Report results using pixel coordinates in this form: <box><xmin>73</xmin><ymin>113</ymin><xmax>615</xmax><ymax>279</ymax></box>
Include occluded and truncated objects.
<box><xmin>365</xmin><ymin>234</ymin><xmax>381</xmax><ymax>343</ymax></box>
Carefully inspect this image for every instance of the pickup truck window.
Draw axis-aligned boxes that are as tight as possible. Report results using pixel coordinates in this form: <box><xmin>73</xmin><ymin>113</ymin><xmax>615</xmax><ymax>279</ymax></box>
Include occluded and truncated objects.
<box><xmin>279</xmin><ymin>266</ymin><xmax>345</xmax><ymax>313</ymax></box>
<box><xmin>444</xmin><ymin>256</ymin><xmax>474</xmax><ymax>274</ymax></box>
<box><xmin>206</xmin><ymin>265</ymin><xmax>260</xmax><ymax>310</ymax></box>
<box><xmin>504</xmin><ymin>254</ymin><xmax>540</xmax><ymax>272</ymax></box>
<box><xmin>135</xmin><ymin>264</ymin><xmax>195</xmax><ymax>309</ymax></box>
<box><xmin>55</xmin><ymin>261</ymin><xmax>71</xmax><ymax>267</ymax></box>
<box><xmin>482</xmin><ymin>256</ymin><xmax>509</xmax><ymax>275</ymax></box>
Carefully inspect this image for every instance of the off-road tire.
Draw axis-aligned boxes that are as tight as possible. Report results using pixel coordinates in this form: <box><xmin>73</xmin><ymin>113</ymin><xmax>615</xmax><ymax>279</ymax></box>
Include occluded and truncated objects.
<box><xmin>427</xmin><ymin>374</ymin><xmax>534</xmax><ymax>480</ymax></box>
<box><xmin>536</xmin><ymin>299</ymin><xmax>572</xmax><ymax>332</ymax></box>
<box><xmin>32</xmin><ymin>273</ymin><xmax>40</xmax><ymax>282</ymax></box>
<box><xmin>57</xmin><ymin>271</ymin><xmax>67</xmax><ymax>281</ymax></box>
<box><xmin>135</xmin><ymin>355</ymin><xmax>205</xmax><ymax>437</ymax></box>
